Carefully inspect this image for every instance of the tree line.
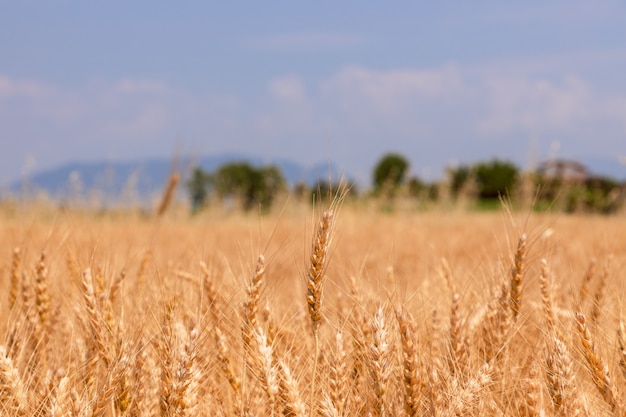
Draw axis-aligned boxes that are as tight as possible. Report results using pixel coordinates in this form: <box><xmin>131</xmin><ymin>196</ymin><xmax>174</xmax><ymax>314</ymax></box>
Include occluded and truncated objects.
<box><xmin>186</xmin><ymin>153</ymin><xmax>625</xmax><ymax>214</ymax></box>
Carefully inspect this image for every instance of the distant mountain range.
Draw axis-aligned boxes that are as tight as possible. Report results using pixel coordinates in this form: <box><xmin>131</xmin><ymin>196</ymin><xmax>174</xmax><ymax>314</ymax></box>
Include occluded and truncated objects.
<box><xmin>4</xmin><ymin>153</ymin><xmax>343</xmax><ymax>202</ymax></box>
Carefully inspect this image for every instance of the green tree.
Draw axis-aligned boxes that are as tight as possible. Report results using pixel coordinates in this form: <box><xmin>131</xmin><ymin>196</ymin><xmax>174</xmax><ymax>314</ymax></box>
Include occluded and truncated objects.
<box><xmin>310</xmin><ymin>179</ymin><xmax>358</xmax><ymax>204</ymax></box>
<box><xmin>213</xmin><ymin>162</ymin><xmax>286</xmax><ymax>211</ymax></box>
<box><xmin>448</xmin><ymin>165</ymin><xmax>472</xmax><ymax>198</ymax></box>
<box><xmin>373</xmin><ymin>153</ymin><xmax>409</xmax><ymax>196</ymax></box>
<box><xmin>474</xmin><ymin>159</ymin><xmax>519</xmax><ymax>199</ymax></box>
<box><xmin>186</xmin><ymin>167</ymin><xmax>212</xmax><ymax>213</ymax></box>
<box><xmin>256</xmin><ymin>165</ymin><xmax>286</xmax><ymax>208</ymax></box>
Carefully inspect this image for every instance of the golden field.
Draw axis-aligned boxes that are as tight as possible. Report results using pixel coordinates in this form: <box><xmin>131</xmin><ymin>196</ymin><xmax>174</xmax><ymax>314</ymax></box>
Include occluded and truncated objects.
<box><xmin>1</xmin><ymin>202</ymin><xmax>626</xmax><ymax>416</ymax></box>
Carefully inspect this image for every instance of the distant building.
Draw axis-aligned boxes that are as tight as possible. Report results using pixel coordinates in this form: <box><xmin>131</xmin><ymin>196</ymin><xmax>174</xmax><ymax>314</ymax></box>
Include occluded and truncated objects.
<box><xmin>536</xmin><ymin>159</ymin><xmax>588</xmax><ymax>183</ymax></box>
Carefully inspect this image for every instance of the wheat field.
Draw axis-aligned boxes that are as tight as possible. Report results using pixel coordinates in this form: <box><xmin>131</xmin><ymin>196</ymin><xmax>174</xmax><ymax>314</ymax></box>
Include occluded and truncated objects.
<box><xmin>1</xmin><ymin>202</ymin><xmax>626</xmax><ymax>416</ymax></box>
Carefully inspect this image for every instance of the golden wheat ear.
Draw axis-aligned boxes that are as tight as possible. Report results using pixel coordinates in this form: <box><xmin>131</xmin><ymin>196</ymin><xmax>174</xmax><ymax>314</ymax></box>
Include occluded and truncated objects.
<box><xmin>9</xmin><ymin>247</ymin><xmax>21</xmax><ymax>310</ymax></box>
<box><xmin>396</xmin><ymin>307</ymin><xmax>420</xmax><ymax>417</ymax></box>
<box><xmin>241</xmin><ymin>254</ymin><xmax>266</xmax><ymax>363</ymax></box>
<box><xmin>306</xmin><ymin>208</ymin><xmax>335</xmax><ymax>417</ymax></box>
<box><xmin>277</xmin><ymin>358</ymin><xmax>307</xmax><ymax>417</ymax></box>
<box><xmin>545</xmin><ymin>336</ymin><xmax>584</xmax><ymax>417</ymax></box>
<box><xmin>575</xmin><ymin>312</ymin><xmax>623</xmax><ymax>414</ymax></box>
<box><xmin>306</xmin><ymin>209</ymin><xmax>334</xmax><ymax>335</ymax></box>
<box><xmin>369</xmin><ymin>306</ymin><xmax>391</xmax><ymax>417</ymax></box>
<box><xmin>510</xmin><ymin>233</ymin><xmax>527</xmax><ymax>320</ymax></box>
<box><xmin>0</xmin><ymin>345</ymin><xmax>29</xmax><ymax>416</ymax></box>
<box><xmin>156</xmin><ymin>172</ymin><xmax>180</xmax><ymax>217</ymax></box>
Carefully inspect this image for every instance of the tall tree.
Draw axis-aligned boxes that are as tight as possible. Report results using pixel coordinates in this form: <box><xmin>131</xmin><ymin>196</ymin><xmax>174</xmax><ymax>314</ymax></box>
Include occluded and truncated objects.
<box><xmin>186</xmin><ymin>167</ymin><xmax>212</xmax><ymax>213</ymax></box>
<box><xmin>213</xmin><ymin>162</ymin><xmax>286</xmax><ymax>211</ymax></box>
<box><xmin>474</xmin><ymin>159</ymin><xmax>519</xmax><ymax>199</ymax></box>
<box><xmin>372</xmin><ymin>153</ymin><xmax>409</xmax><ymax>196</ymax></box>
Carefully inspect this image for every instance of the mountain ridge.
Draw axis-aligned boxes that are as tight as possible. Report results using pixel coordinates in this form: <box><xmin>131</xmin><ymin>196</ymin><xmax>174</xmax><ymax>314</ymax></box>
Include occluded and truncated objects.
<box><xmin>4</xmin><ymin>153</ymin><xmax>344</xmax><ymax>201</ymax></box>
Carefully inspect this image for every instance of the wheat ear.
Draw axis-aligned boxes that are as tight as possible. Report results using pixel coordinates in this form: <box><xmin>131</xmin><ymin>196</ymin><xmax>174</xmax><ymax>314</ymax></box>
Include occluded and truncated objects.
<box><xmin>327</xmin><ymin>330</ymin><xmax>348</xmax><ymax>414</ymax></box>
<box><xmin>159</xmin><ymin>299</ymin><xmax>175</xmax><ymax>416</ymax></box>
<box><xmin>0</xmin><ymin>345</ymin><xmax>28</xmax><ymax>417</ymax></box>
<box><xmin>215</xmin><ymin>325</ymin><xmax>242</xmax><ymax>412</ymax></box>
<box><xmin>255</xmin><ymin>326</ymin><xmax>279</xmax><ymax>417</ymax></box>
<box><xmin>34</xmin><ymin>251</ymin><xmax>51</xmax><ymax>326</ymax></box>
<box><xmin>242</xmin><ymin>255</ymin><xmax>266</xmax><ymax>363</ymax></box>
<box><xmin>510</xmin><ymin>233</ymin><xmax>527</xmax><ymax>320</ymax></box>
<box><xmin>306</xmin><ymin>208</ymin><xmax>334</xmax><ymax>416</ymax></box>
<box><xmin>575</xmin><ymin>312</ymin><xmax>622</xmax><ymax>414</ymax></box>
<box><xmin>447</xmin><ymin>362</ymin><xmax>492</xmax><ymax>416</ymax></box>
<box><xmin>449</xmin><ymin>292</ymin><xmax>468</xmax><ymax>375</ymax></box>
<box><xmin>176</xmin><ymin>327</ymin><xmax>200</xmax><ymax>417</ymax></box>
<box><xmin>525</xmin><ymin>359</ymin><xmax>544</xmax><ymax>417</ymax></box>
<box><xmin>50</xmin><ymin>375</ymin><xmax>72</xmax><ymax>417</ymax></box>
<box><xmin>82</xmin><ymin>268</ymin><xmax>110</xmax><ymax>367</ymax></box>
<box><xmin>427</xmin><ymin>309</ymin><xmax>446</xmax><ymax>417</ymax></box>
<box><xmin>278</xmin><ymin>359</ymin><xmax>306</xmax><ymax>417</ymax></box>
<box><xmin>307</xmin><ymin>209</ymin><xmax>334</xmax><ymax>333</ymax></box>
<box><xmin>370</xmin><ymin>306</ymin><xmax>391</xmax><ymax>417</ymax></box>
<box><xmin>9</xmin><ymin>247</ymin><xmax>21</xmax><ymax>309</ymax></box>
<box><xmin>539</xmin><ymin>258</ymin><xmax>558</xmax><ymax>334</ymax></box>
<box><xmin>156</xmin><ymin>172</ymin><xmax>180</xmax><ymax>217</ymax></box>
<box><xmin>396</xmin><ymin>308</ymin><xmax>420</xmax><ymax>417</ymax></box>
<box><xmin>545</xmin><ymin>336</ymin><xmax>584</xmax><ymax>417</ymax></box>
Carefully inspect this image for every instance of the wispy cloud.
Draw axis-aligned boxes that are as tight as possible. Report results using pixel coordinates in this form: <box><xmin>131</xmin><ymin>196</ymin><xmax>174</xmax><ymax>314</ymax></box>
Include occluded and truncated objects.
<box><xmin>3</xmin><ymin>50</ymin><xmax>626</xmax><ymax>183</ymax></box>
<box><xmin>106</xmin><ymin>103</ymin><xmax>168</xmax><ymax>137</ymax></box>
<box><xmin>249</xmin><ymin>32</ymin><xmax>365</xmax><ymax>51</ymax></box>
<box><xmin>0</xmin><ymin>75</ymin><xmax>54</xmax><ymax>100</ymax></box>
<box><xmin>320</xmin><ymin>64</ymin><xmax>463</xmax><ymax>117</ymax></box>
<box><xmin>268</xmin><ymin>74</ymin><xmax>307</xmax><ymax>102</ymax></box>
<box><xmin>477</xmin><ymin>76</ymin><xmax>593</xmax><ymax>135</ymax></box>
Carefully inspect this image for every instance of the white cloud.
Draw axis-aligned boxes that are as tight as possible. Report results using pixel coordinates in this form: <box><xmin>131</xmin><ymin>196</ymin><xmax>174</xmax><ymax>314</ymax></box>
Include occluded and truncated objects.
<box><xmin>115</xmin><ymin>79</ymin><xmax>170</xmax><ymax>95</ymax></box>
<box><xmin>0</xmin><ymin>75</ymin><xmax>52</xmax><ymax>99</ymax></box>
<box><xmin>268</xmin><ymin>75</ymin><xmax>306</xmax><ymax>102</ymax></box>
<box><xmin>321</xmin><ymin>64</ymin><xmax>463</xmax><ymax>116</ymax></box>
<box><xmin>2</xmin><ymin>55</ymin><xmax>626</xmax><ymax>183</ymax></box>
<box><xmin>106</xmin><ymin>103</ymin><xmax>168</xmax><ymax>137</ymax></box>
<box><xmin>477</xmin><ymin>76</ymin><xmax>593</xmax><ymax>135</ymax></box>
<box><xmin>0</xmin><ymin>74</ymin><xmax>179</xmax><ymax>147</ymax></box>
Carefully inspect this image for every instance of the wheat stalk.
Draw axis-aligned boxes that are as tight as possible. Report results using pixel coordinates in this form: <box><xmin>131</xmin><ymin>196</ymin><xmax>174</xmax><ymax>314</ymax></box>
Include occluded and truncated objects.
<box><xmin>575</xmin><ymin>312</ymin><xmax>622</xmax><ymax>414</ymax></box>
<box><xmin>306</xmin><ymin>208</ymin><xmax>334</xmax><ymax>416</ymax></box>
<box><xmin>590</xmin><ymin>256</ymin><xmax>611</xmax><ymax>324</ymax></box>
<box><xmin>156</xmin><ymin>173</ymin><xmax>180</xmax><ymax>217</ymax></box>
<box><xmin>9</xmin><ymin>247</ymin><xmax>21</xmax><ymax>310</ymax></box>
<box><xmin>578</xmin><ymin>258</ymin><xmax>597</xmax><ymax>305</ymax></box>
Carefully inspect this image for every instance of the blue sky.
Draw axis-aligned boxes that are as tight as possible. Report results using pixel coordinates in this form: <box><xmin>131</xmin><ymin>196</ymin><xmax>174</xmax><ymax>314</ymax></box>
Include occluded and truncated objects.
<box><xmin>1</xmin><ymin>1</ymin><xmax>626</xmax><ymax>186</ymax></box>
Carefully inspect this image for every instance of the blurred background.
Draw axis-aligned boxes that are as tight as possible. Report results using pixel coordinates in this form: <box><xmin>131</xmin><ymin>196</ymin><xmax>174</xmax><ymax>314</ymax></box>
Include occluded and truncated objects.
<box><xmin>1</xmin><ymin>1</ymin><xmax>625</xmax><ymax>210</ymax></box>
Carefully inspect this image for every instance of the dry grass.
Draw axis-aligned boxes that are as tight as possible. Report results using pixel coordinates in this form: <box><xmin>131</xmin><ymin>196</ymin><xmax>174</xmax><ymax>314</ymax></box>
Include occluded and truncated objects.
<box><xmin>1</xmin><ymin>205</ymin><xmax>626</xmax><ymax>416</ymax></box>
